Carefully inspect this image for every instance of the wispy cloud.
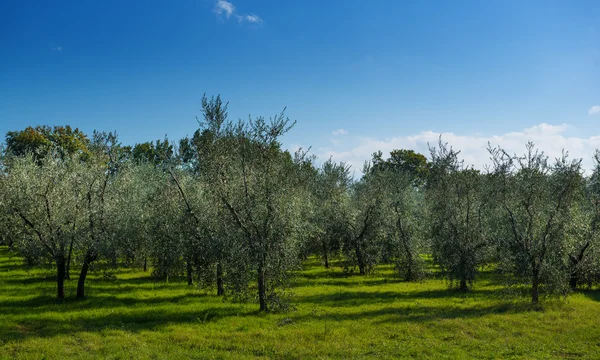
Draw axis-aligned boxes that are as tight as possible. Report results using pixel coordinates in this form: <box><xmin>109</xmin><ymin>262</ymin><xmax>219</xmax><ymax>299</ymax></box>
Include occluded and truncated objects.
<box><xmin>214</xmin><ymin>1</ymin><xmax>262</xmax><ymax>26</ymax></box>
<box><xmin>50</xmin><ymin>46</ymin><xmax>63</xmax><ymax>52</ymax></box>
<box><xmin>589</xmin><ymin>106</ymin><xmax>600</xmax><ymax>115</ymax></box>
<box><xmin>237</xmin><ymin>14</ymin><xmax>262</xmax><ymax>24</ymax></box>
<box><xmin>332</xmin><ymin>128</ymin><xmax>348</xmax><ymax>136</ymax></box>
<box><xmin>214</xmin><ymin>0</ymin><xmax>235</xmax><ymax>18</ymax></box>
<box><xmin>318</xmin><ymin>123</ymin><xmax>600</xmax><ymax>176</ymax></box>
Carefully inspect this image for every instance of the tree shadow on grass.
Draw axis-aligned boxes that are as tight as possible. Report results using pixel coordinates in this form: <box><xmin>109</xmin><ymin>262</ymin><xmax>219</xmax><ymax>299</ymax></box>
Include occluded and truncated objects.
<box><xmin>291</xmin><ymin>301</ymin><xmax>541</xmax><ymax>326</ymax></box>
<box><xmin>579</xmin><ymin>289</ymin><xmax>600</xmax><ymax>302</ymax></box>
<box><xmin>0</xmin><ymin>291</ymin><xmax>221</xmax><ymax>317</ymax></box>
<box><xmin>0</xmin><ymin>304</ymin><xmax>249</xmax><ymax>343</ymax></box>
<box><xmin>297</xmin><ymin>288</ymin><xmax>502</xmax><ymax>308</ymax></box>
<box><xmin>292</xmin><ymin>277</ymin><xmax>397</xmax><ymax>288</ymax></box>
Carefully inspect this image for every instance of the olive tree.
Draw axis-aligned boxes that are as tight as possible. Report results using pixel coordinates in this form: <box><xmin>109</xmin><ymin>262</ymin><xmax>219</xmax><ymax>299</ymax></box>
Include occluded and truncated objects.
<box><xmin>112</xmin><ymin>162</ymin><xmax>161</xmax><ymax>272</ymax></box>
<box><xmin>489</xmin><ymin>143</ymin><xmax>583</xmax><ymax>302</ymax></box>
<box><xmin>564</xmin><ymin>150</ymin><xmax>600</xmax><ymax>289</ymax></box>
<box><xmin>73</xmin><ymin>131</ymin><xmax>125</xmax><ymax>298</ymax></box>
<box><xmin>310</xmin><ymin>159</ymin><xmax>352</xmax><ymax>268</ymax></box>
<box><xmin>342</xmin><ymin>163</ymin><xmax>387</xmax><ymax>275</ymax></box>
<box><xmin>196</xmin><ymin>95</ymin><xmax>309</xmax><ymax>311</ymax></box>
<box><xmin>5</xmin><ymin>153</ymin><xmax>88</xmax><ymax>299</ymax></box>
<box><xmin>371</xmin><ymin>150</ymin><xmax>429</xmax><ymax>281</ymax></box>
<box><xmin>427</xmin><ymin>141</ymin><xmax>491</xmax><ymax>291</ymax></box>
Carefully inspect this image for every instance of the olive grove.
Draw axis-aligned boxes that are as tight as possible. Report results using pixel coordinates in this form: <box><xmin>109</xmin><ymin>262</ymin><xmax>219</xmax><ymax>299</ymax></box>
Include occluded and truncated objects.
<box><xmin>2</xmin><ymin>96</ymin><xmax>600</xmax><ymax>310</ymax></box>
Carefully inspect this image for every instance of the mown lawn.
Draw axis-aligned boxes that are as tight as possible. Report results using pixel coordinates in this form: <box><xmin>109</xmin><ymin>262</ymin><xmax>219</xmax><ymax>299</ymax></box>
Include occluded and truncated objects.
<box><xmin>1</xmin><ymin>246</ymin><xmax>599</xmax><ymax>359</ymax></box>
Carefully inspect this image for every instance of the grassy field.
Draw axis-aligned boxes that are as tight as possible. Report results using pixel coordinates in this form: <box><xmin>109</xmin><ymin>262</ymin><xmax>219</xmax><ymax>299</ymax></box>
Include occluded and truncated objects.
<box><xmin>1</xmin><ymin>246</ymin><xmax>600</xmax><ymax>359</ymax></box>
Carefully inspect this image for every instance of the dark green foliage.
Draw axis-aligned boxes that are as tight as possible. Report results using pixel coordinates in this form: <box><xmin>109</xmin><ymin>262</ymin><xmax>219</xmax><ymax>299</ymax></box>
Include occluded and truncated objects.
<box><xmin>428</xmin><ymin>141</ymin><xmax>490</xmax><ymax>291</ymax></box>
<box><xmin>5</xmin><ymin>125</ymin><xmax>91</xmax><ymax>161</ymax></box>
<box><xmin>489</xmin><ymin>143</ymin><xmax>584</xmax><ymax>302</ymax></box>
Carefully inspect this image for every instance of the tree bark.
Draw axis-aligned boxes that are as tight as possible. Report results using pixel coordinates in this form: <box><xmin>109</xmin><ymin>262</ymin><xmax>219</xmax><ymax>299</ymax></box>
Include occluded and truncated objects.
<box><xmin>143</xmin><ymin>258</ymin><xmax>147</xmax><ymax>272</ymax></box>
<box><xmin>258</xmin><ymin>264</ymin><xmax>267</xmax><ymax>312</ymax></box>
<box><xmin>532</xmin><ymin>266</ymin><xmax>540</xmax><ymax>303</ymax></box>
<box><xmin>569</xmin><ymin>242</ymin><xmax>590</xmax><ymax>290</ymax></box>
<box><xmin>569</xmin><ymin>274</ymin><xmax>579</xmax><ymax>290</ymax></box>
<box><xmin>216</xmin><ymin>262</ymin><xmax>224</xmax><ymax>296</ymax></box>
<box><xmin>459</xmin><ymin>279</ymin><xmax>468</xmax><ymax>292</ymax></box>
<box><xmin>186</xmin><ymin>260</ymin><xmax>194</xmax><ymax>286</ymax></box>
<box><xmin>401</xmin><ymin>236</ymin><xmax>414</xmax><ymax>281</ymax></box>
<box><xmin>65</xmin><ymin>239</ymin><xmax>74</xmax><ymax>280</ymax></box>
<box><xmin>76</xmin><ymin>258</ymin><xmax>90</xmax><ymax>298</ymax></box>
<box><xmin>355</xmin><ymin>245</ymin><xmax>366</xmax><ymax>275</ymax></box>
<box><xmin>56</xmin><ymin>257</ymin><xmax>66</xmax><ymax>300</ymax></box>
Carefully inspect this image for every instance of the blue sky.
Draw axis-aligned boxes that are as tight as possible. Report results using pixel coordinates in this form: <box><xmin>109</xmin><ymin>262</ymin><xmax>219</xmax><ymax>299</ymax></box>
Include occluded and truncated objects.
<box><xmin>1</xmin><ymin>0</ymin><xmax>599</xmax><ymax>171</ymax></box>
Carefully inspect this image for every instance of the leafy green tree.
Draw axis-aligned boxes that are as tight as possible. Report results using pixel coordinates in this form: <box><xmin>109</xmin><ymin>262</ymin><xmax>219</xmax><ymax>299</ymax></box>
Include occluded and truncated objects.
<box><xmin>310</xmin><ymin>159</ymin><xmax>352</xmax><ymax>268</ymax></box>
<box><xmin>370</xmin><ymin>150</ymin><xmax>429</xmax><ymax>281</ymax></box>
<box><xmin>5</xmin><ymin>153</ymin><xmax>89</xmax><ymax>299</ymax></box>
<box><xmin>131</xmin><ymin>138</ymin><xmax>174</xmax><ymax>166</ymax></box>
<box><xmin>6</xmin><ymin>125</ymin><xmax>91</xmax><ymax>161</ymax></box>
<box><xmin>428</xmin><ymin>141</ymin><xmax>491</xmax><ymax>291</ymax></box>
<box><xmin>196</xmin><ymin>95</ymin><xmax>308</xmax><ymax>311</ymax></box>
<box><xmin>489</xmin><ymin>143</ymin><xmax>583</xmax><ymax>302</ymax></box>
<box><xmin>564</xmin><ymin>150</ymin><xmax>600</xmax><ymax>289</ymax></box>
<box><xmin>113</xmin><ymin>163</ymin><xmax>161</xmax><ymax>272</ymax></box>
<box><xmin>343</xmin><ymin>164</ymin><xmax>387</xmax><ymax>275</ymax></box>
<box><xmin>372</xmin><ymin>149</ymin><xmax>430</xmax><ymax>185</ymax></box>
<box><xmin>73</xmin><ymin>131</ymin><xmax>123</xmax><ymax>298</ymax></box>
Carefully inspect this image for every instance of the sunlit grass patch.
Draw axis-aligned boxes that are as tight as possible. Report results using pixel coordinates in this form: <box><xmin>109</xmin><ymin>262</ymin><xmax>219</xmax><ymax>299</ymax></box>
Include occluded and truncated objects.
<box><xmin>1</xmin><ymin>246</ymin><xmax>599</xmax><ymax>359</ymax></box>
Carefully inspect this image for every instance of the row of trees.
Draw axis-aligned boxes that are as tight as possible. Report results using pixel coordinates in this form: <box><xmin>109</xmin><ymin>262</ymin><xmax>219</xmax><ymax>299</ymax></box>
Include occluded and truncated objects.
<box><xmin>1</xmin><ymin>96</ymin><xmax>600</xmax><ymax>310</ymax></box>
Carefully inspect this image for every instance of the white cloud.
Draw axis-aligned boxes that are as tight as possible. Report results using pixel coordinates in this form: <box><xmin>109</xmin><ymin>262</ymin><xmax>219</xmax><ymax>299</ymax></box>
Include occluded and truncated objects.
<box><xmin>214</xmin><ymin>0</ymin><xmax>235</xmax><ymax>18</ymax></box>
<box><xmin>589</xmin><ymin>106</ymin><xmax>600</xmax><ymax>115</ymax></box>
<box><xmin>214</xmin><ymin>1</ymin><xmax>261</xmax><ymax>25</ymax></box>
<box><xmin>237</xmin><ymin>14</ymin><xmax>262</xmax><ymax>24</ymax></box>
<box><xmin>332</xmin><ymin>128</ymin><xmax>348</xmax><ymax>136</ymax></box>
<box><xmin>318</xmin><ymin>123</ymin><xmax>600</xmax><ymax>176</ymax></box>
<box><xmin>51</xmin><ymin>46</ymin><xmax>63</xmax><ymax>52</ymax></box>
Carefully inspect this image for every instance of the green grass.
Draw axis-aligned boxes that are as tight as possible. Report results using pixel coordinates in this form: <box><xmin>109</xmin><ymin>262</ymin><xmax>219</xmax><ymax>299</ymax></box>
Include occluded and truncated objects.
<box><xmin>1</xmin><ymin>246</ymin><xmax>599</xmax><ymax>359</ymax></box>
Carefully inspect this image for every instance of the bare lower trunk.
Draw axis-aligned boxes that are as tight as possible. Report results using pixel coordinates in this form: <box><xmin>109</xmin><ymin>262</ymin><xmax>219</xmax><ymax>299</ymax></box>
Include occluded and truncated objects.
<box><xmin>402</xmin><ymin>238</ymin><xmax>414</xmax><ymax>281</ymax></box>
<box><xmin>76</xmin><ymin>259</ymin><xmax>90</xmax><ymax>298</ymax></box>
<box><xmin>258</xmin><ymin>264</ymin><xmax>267</xmax><ymax>312</ymax></box>
<box><xmin>355</xmin><ymin>246</ymin><xmax>366</xmax><ymax>275</ymax></box>
<box><xmin>569</xmin><ymin>273</ymin><xmax>578</xmax><ymax>290</ymax></box>
<box><xmin>65</xmin><ymin>240</ymin><xmax>74</xmax><ymax>280</ymax></box>
<box><xmin>322</xmin><ymin>242</ymin><xmax>329</xmax><ymax>269</ymax></box>
<box><xmin>459</xmin><ymin>279</ymin><xmax>468</xmax><ymax>292</ymax></box>
<box><xmin>569</xmin><ymin>243</ymin><xmax>590</xmax><ymax>290</ymax></box>
<box><xmin>56</xmin><ymin>257</ymin><xmax>66</xmax><ymax>300</ymax></box>
<box><xmin>143</xmin><ymin>258</ymin><xmax>147</xmax><ymax>272</ymax></box>
<box><xmin>532</xmin><ymin>266</ymin><xmax>540</xmax><ymax>303</ymax></box>
<box><xmin>216</xmin><ymin>262</ymin><xmax>224</xmax><ymax>296</ymax></box>
<box><xmin>186</xmin><ymin>261</ymin><xmax>193</xmax><ymax>286</ymax></box>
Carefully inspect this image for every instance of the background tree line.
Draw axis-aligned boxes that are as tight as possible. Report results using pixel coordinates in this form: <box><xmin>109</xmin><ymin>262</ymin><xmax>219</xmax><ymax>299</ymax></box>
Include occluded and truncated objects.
<box><xmin>1</xmin><ymin>95</ymin><xmax>600</xmax><ymax>311</ymax></box>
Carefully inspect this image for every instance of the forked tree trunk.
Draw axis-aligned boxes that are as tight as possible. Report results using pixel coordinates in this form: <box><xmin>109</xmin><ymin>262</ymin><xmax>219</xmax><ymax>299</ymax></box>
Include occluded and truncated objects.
<box><xmin>216</xmin><ymin>262</ymin><xmax>224</xmax><ymax>296</ymax></box>
<box><xmin>56</xmin><ymin>257</ymin><xmax>66</xmax><ymax>300</ymax></box>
